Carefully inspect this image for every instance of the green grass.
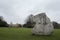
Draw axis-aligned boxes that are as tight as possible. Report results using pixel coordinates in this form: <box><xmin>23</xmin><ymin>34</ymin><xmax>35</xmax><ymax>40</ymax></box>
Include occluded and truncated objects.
<box><xmin>0</xmin><ymin>28</ymin><xmax>60</xmax><ymax>40</ymax></box>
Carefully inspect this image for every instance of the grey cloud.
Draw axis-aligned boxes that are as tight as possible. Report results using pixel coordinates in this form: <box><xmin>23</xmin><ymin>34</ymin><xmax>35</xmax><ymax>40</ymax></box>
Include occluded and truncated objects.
<box><xmin>0</xmin><ymin>0</ymin><xmax>60</xmax><ymax>24</ymax></box>
<box><xmin>46</xmin><ymin>0</ymin><xmax>60</xmax><ymax>11</ymax></box>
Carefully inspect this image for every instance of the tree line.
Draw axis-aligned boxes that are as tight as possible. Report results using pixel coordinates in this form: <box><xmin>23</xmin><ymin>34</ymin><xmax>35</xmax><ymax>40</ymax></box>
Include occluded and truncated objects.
<box><xmin>0</xmin><ymin>15</ymin><xmax>60</xmax><ymax>29</ymax></box>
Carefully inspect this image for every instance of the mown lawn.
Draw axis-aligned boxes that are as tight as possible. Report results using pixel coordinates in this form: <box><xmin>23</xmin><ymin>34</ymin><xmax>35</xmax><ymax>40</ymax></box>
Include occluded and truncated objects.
<box><xmin>0</xmin><ymin>28</ymin><xmax>60</xmax><ymax>40</ymax></box>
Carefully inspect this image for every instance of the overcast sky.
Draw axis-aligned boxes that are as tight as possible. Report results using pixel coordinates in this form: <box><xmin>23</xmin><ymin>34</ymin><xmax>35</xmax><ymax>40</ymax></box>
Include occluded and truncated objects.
<box><xmin>0</xmin><ymin>0</ymin><xmax>60</xmax><ymax>24</ymax></box>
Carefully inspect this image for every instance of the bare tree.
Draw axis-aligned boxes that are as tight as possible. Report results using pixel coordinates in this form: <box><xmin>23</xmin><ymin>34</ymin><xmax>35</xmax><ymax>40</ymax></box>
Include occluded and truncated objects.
<box><xmin>0</xmin><ymin>16</ymin><xmax>3</xmax><ymax>21</ymax></box>
<box><xmin>23</xmin><ymin>14</ymin><xmax>34</xmax><ymax>28</ymax></box>
<box><xmin>0</xmin><ymin>16</ymin><xmax>8</xmax><ymax>27</ymax></box>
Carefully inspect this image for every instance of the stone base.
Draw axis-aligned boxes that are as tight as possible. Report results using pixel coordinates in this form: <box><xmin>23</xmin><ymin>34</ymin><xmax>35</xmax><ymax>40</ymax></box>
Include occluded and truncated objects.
<box><xmin>32</xmin><ymin>23</ymin><xmax>54</xmax><ymax>35</ymax></box>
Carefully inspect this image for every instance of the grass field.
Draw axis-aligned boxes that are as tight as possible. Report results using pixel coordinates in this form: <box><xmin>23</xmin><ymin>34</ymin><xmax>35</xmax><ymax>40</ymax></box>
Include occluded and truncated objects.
<box><xmin>0</xmin><ymin>28</ymin><xmax>60</xmax><ymax>40</ymax></box>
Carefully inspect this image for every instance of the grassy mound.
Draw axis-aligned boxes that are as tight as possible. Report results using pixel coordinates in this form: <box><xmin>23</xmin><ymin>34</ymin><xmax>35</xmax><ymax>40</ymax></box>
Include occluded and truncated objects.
<box><xmin>0</xmin><ymin>28</ymin><xmax>60</xmax><ymax>40</ymax></box>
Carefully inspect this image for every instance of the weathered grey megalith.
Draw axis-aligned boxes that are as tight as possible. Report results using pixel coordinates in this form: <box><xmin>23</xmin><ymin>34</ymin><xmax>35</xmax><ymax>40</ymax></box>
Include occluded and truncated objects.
<box><xmin>32</xmin><ymin>13</ymin><xmax>54</xmax><ymax>35</ymax></box>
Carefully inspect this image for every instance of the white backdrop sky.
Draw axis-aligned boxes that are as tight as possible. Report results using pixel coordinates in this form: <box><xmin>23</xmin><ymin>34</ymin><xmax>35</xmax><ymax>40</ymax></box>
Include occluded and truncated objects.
<box><xmin>0</xmin><ymin>0</ymin><xmax>60</xmax><ymax>24</ymax></box>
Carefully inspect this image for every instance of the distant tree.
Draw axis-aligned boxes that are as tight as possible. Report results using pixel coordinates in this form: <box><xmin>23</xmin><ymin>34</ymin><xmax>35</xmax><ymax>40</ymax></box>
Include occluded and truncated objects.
<box><xmin>23</xmin><ymin>14</ymin><xmax>35</xmax><ymax>28</ymax></box>
<box><xmin>0</xmin><ymin>16</ymin><xmax>3</xmax><ymax>21</ymax></box>
<box><xmin>0</xmin><ymin>16</ymin><xmax>8</xmax><ymax>27</ymax></box>
<box><xmin>52</xmin><ymin>21</ymin><xmax>60</xmax><ymax>29</ymax></box>
<box><xmin>16</xmin><ymin>23</ymin><xmax>22</xmax><ymax>28</ymax></box>
<box><xmin>9</xmin><ymin>22</ymin><xmax>22</xmax><ymax>28</ymax></box>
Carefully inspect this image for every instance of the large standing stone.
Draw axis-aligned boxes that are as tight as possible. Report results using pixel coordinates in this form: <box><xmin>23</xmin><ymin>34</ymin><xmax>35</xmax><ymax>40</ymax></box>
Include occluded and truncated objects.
<box><xmin>32</xmin><ymin>13</ymin><xmax>54</xmax><ymax>35</ymax></box>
